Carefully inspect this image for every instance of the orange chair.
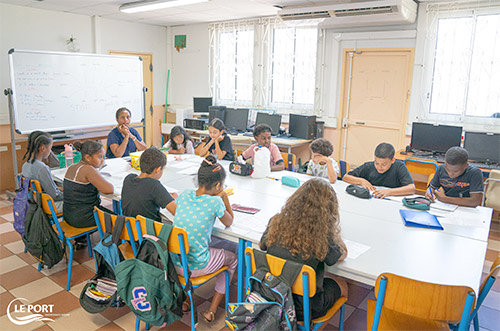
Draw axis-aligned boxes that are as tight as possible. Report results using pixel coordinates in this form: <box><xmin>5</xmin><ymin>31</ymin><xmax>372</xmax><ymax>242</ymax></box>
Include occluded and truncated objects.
<box><xmin>404</xmin><ymin>158</ymin><xmax>438</xmax><ymax>191</ymax></box>
<box><xmin>36</xmin><ymin>192</ymin><xmax>97</xmax><ymax>290</ymax></box>
<box><xmin>93</xmin><ymin>207</ymin><xmax>139</xmax><ymax>259</ymax></box>
<box><xmin>281</xmin><ymin>152</ymin><xmax>297</xmax><ymax>171</ymax></box>
<box><xmin>134</xmin><ymin>216</ymin><xmax>230</xmax><ymax>331</ymax></box>
<box><xmin>367</xmin><ymin>273</ymin><xmax>475</xmax><ymax>331</ymax></box>
<box><xmin>30</xmin><ymin>179</ymin><xmax>63</xmax><ymax>218</ymax></box>
<box><xmin>241</xmin><ymin>248</ymin><xmax>347</xmax><ymax>331</ymax></box>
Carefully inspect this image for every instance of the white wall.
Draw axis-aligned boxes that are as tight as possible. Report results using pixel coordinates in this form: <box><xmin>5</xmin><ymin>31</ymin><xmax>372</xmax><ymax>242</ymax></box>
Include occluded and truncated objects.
<box><xmin>168</xmin><ymin>23</ymin><xmax>210</xmax><ymax>108</ymax></box>
<box><xmin>0</xmin><ymin>3</ymin><xmax>168</xmax><ymax>125</ymax></box>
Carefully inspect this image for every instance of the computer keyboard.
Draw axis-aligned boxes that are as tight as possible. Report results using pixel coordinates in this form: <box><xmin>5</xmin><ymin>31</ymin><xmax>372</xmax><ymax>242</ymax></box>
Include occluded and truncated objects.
<box><xmin>469</xmin><ymin>162</ymin><xmax>500</xmax><ymax>170</ymax></box>
<box><xmin>242</xmin><ymin>132</ymin><xmax>253</xmax><ymax>137</ymax></box>
<box><xmin>410</xmin><ymin>153</ymin><xmax>445</xmax><ymax>163</ymax></box>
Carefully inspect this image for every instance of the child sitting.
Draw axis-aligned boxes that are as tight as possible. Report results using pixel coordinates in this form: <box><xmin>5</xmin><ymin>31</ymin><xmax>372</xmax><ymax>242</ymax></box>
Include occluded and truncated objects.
<box><xmin>242</xmin><ymin>124</ymin><xmax>284</xmax><ymax>171</ymax></box>
<box><xmin>307</xmin><ymin>138</ymin><xmax>340</xmax><ymax>183</ymax></box>
<box><xmin>21</xmin><ymin>131</ymin><xmax>64</xmax><ymax>211</ymax></box>
<box><xmin>343</xmin><ymin>142</ymin><xmax>415</xmax><ymax>198</ymax></box>
<box><xmin>171</xmin><ymin>155</ymin><xmax>237</xmax><ymax>323</ymax></box>
<box><xmin>163</xmin><ymin>125</ymin><xmax>194</xmax><ymax>154</ymax></box>
<box><xmin>260</xmin><ymin>178</ymin><xmax>348</xmax><ymax>321</ymax></box>
<box><xmin>199</xmin><ymin>119</ymin><xmax>234</xmax><ymax>161</ymax></box>
<box><xmin>121</xmin><ymin>147</ymin><xmax>177</xmax><ymax>220</ymax></box>
<box><xmin>425</xmin><ymin>146</ymin><xmax>483</xmax><ymax>207</ymax></box>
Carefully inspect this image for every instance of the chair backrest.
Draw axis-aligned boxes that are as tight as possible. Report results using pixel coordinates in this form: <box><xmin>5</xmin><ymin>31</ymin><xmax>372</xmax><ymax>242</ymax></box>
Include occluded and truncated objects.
<box><xmin>245</xmin><ymin>247</ymin><xmax>316</xmax><ymax>297</ymax></box>
<box><xmin>427</xmin><ymin>172</ymin><xmax>435</xmax><ymax>187</ymax></box>
<box><xmin>135</xmin><ymin>215</ymin><xmax>189</xmax><ymax>255</ymax></box>
<box><xmin>35</xmin><ymin>192</ymin><xmax>57</xmax><ymax>218</ymax></box>
<box><xmin>404</xmin><ymin>158</ymin><xmax>438</xmax><ymax>176</ymax></box>
<box><xmin>280</xmin><ymin>152</ymin><xmax>297</xmax><ymax>171</ymax></box>
<box><xmin>30</xmin><ymin>179</ymin><xmax>42</xmax><ymax>193</ymax></box>
<box><xmin>484</xmin><ymin>170</ymin><xmax>500</xmax><ymax>209</ymax></box>
<box><xmin>374</xmin><ymin>272</ymin><xmax>475</xmax><ymax>323</ymax></box>
<box><xmin>93</xmin><ymin>206</ymin><xmax>139</xmax><ymax>242</ymax></box>
<box><xmin>479</xmin><ymin>253</ymin><xmax>500</xmax><ymax>294</ymax></box>
<box><xmin>338</xmin><ymin>160</ymin><xmax>351</xmax><ymax>179</ymax></box>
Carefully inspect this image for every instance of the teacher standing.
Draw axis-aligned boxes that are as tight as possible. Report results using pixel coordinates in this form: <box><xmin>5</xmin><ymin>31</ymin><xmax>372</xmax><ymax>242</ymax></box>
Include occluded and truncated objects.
<box><xmin>106</xmin><ymin>107</ymin><xmax>147</xmax><ymax>158</ymax></box>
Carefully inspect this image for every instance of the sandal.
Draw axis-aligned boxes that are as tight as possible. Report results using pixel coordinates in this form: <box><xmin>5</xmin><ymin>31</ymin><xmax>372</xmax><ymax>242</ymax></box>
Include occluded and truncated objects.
<box><xmin>182</xmin><ymin>301</ymin><xmax>191</xmax><ymax>313</ymax></box>
<box><xmin>201</xmin><ymin>310</ymin><xmax>215</xmax><ymax>324</ymax></box>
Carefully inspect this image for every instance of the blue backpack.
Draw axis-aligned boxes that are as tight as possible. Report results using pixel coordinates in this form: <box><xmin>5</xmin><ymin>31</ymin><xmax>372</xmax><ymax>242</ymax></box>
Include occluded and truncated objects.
<box><xmin>80</xmin><ymin>212</ymin><xmax>125</xmax><ymax>314</ymax></box>
<box><xmin>13</xmin><ymin>177</ymin><xmax>31</xmax><ymax>237</ymax></box>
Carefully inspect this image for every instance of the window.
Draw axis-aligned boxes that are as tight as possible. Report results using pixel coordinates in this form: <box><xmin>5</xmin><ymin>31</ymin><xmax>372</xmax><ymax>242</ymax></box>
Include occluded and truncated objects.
<box><xmin>212</xmin><ymin>26</ymin><xmax>254</xmax><ymax>106</ymax></box>
<box><xmin>430</xmin><ymin>13</ymin><xmax>500</xmax><ymax>118</ymax></box>
<box><xmin>270</xmin><ymin>27</ymin><xmax>318</xmax><ymax>109</ymax></box>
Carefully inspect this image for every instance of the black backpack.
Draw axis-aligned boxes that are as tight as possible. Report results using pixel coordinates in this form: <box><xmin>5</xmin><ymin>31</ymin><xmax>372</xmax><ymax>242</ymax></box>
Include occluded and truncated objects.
<box><xmin>80</xmin><ymin>212</ymin><xmax>126</xmax><ymax>313</ymax></box>
<box><xmin>22</xmin><ymin>193</ymin><xmax>65</xmax><ymax>268</ymax></box>
<box><xmin>225</xmin><ymin>250</ymin><xmax>302</xmax><ymax>331</ymax></box>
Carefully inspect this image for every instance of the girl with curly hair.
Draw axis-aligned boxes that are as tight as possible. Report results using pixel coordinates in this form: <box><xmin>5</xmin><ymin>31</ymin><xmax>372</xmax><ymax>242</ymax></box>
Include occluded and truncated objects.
<box><xmin>260</xmin><ymin>178</ymin><xmax>348</xmax><ymax>320</ymax></box>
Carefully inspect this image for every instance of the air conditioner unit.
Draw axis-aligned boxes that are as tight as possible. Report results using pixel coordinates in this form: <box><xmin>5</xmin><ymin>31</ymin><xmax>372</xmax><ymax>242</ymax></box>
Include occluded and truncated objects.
<box><xmin>278</xmin><ymin>0</ymin><xmax>417</xmax><ymax>28</ymax></box>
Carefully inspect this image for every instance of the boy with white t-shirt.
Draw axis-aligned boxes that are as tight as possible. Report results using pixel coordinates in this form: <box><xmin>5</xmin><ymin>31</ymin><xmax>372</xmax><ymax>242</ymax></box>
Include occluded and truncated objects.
<box><xmin>306</xmin><ymin>138</ymin><xmax>340</xmax><ymax>183</ymax></box>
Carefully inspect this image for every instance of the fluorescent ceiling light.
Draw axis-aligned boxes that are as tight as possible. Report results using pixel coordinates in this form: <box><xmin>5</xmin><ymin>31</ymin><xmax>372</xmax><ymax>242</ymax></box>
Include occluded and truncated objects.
<box><xmin>120</xmin><ymin>0</ymin><xmax>209</xmax><ymax>13</ymax></box>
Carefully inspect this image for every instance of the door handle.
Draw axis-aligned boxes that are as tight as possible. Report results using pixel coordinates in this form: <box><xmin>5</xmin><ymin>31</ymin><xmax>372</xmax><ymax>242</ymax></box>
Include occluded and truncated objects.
<box><xmin>355</xmin><ymin>121</ymin><xmax>365</xmax><ymax>125</ymax></box>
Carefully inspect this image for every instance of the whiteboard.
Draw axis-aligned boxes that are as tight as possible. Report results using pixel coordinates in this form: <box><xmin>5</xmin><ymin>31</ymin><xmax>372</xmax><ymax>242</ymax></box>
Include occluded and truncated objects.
<box><xmin>8</xmin><ymin>49</ymin><xmax>144</xmax><ymax>133</ymax></box>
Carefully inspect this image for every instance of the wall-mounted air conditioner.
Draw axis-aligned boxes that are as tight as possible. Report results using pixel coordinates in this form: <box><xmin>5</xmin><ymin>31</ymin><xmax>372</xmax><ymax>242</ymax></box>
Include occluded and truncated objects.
<box><xmin>278</xmin><ymin>0</ymin><xmax>418</xmax><ymax>28</ymax></box>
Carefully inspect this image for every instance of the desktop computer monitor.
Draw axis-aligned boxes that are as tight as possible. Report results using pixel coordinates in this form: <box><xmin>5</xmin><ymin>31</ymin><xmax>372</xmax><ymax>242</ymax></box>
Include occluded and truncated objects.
<box><xmin>410</xmin><ymin>122</ymin><xmax>462</xmax><ymax>153</ymax></box>
<box><xmin>208</xmin><ymin>106</ymin><xmax>226</xmax><ymax>123</ymax></box>
<box><xmin>255</xmin><ymin>112</ymin><xmax>281</xmax><ymax>135</ymax></box>
<box><xmin>224</xmin><ymin>108</ymin><xmax>249</xmax><ymax>132</ymax></box>
<box><xmin>464</xmin><ymin>132</ymin><xmax>500</xmax><ymax>163</ymax></box>
<box><xmin>193</xmin><ymin>97</ymin><xmax>212</xmax><ymax>113</ymax></box>
<box><xmin>289</xmin><ymin>114</ymin><xmax>316</xmax><ymax>140</ymax></box>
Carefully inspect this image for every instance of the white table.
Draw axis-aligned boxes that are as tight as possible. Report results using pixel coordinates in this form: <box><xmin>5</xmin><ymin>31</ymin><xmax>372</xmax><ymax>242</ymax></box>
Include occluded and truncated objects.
<box><xmin>52</xmin><ymin>156</ymin><xmax>491</xmax><ymax>297</ymax></box>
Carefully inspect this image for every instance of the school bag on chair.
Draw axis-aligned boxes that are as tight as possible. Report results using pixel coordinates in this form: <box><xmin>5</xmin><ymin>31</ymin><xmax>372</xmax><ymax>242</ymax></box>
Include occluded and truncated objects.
<box><xmin>80</xmin><ymin>212</ymin><xmax>126</xmax><ymax>313</ymax></box>
<box><xmin>22</xmin><ymin>193</ymin><xmax>65</xmax><ymax>268</ymax></box>
<box><xmin>225</xmin><ymin>250</ymin><xmax>302</xmax><ymax>331</ymax></box>
<box><xmin>115</xmin><ymin>218</ymin><xmax>188</xmax><ymax>327</ymax></box>
<box><xmin>13</xmin><ymin>176</ymin><xmax>30</xmax><ymax>237</ymax></box>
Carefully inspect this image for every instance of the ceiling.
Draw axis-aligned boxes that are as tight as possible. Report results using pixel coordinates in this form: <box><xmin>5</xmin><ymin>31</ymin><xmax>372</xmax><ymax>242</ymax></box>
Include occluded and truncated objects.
<box><xmin>0</xmin><ymin>0</ymin><xmax>344</xmax><ymax>26</ymax></box>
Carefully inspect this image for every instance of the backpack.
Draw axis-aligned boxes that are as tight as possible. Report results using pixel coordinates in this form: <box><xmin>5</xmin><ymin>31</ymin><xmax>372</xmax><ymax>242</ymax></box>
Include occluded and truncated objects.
<box><xmin>115</xmin><ymin>218</ymin><xmax>187</xmax><ymax>327</ymax></box>
<box><xmin>13</xmin><ymin>177</ymin><xmax>30</xmax><ymax>237</ymax></box>
<box><xmin>80</xmin><ymin>212</ymin><xmax>126</xmax><ymax>313</ymax></box>
<box><xmin>225</xmin><ymin>250</ymin><xmax>302</xmax><ymax>331</ymax></box>
<box><xmin>22</xmin><ymin>193</ymin><xmax>65</xmax><ymax>268</ymax></box>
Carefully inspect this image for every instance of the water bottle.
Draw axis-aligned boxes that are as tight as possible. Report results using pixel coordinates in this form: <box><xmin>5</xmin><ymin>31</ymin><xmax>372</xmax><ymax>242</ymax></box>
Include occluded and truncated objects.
<box><xmin>64</xmin><ymin>144</ymin><xmax>73</xmax><ymax>167</ymax></box>
<box><xmin>251</xmin><ymin>145</ymin><xmax>271</xmax><ymax>179</ymax></box>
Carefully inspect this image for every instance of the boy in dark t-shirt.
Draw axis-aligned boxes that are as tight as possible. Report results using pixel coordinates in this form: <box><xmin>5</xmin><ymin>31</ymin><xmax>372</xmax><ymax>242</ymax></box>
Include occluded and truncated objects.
<box><xmin>121</xmin><ymin>147</ymin><xmax>177</xmax><ymax>220</ymax></box>
<box><xmin>343</xmin><ymin>142</ymin><xmax>416</xmax><ymax>198</ymax></box>
<box><xmin>425</xmin><ymin>146</ymin><xmax>483</xmax><ymax>207</ymax></box>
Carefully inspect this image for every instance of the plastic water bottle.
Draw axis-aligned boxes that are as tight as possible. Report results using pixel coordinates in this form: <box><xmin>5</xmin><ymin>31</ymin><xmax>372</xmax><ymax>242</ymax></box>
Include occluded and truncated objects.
<box><xmin>251</xmin><ymin>145</ymin><xmax>271</xmax><ymax>179</ymax></box>
<box><xmin>64</xmin><ymin>144</ymin><xmax>73</xmax><ymax>167</ymax></box>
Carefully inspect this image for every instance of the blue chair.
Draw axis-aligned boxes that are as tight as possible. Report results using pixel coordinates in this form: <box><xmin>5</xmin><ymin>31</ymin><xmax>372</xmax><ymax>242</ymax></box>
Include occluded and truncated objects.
<box><xmin>338</xmin><ymin>160</ymin><xmax>351</xmax><ymax>179</ymax></box>
<box><xmin>469</xmin><ymin>253</ymin><xmax>500</xmax><ymax>331</ymax></box>
<box><xmin>36</xmin><ymin>192</ymin><xmax>97</xmax><ymax>290</ymax></box>
<box><xmin>367</xmin><ymin>273</ymin><xmax>475</xmax><ymax>331</ymax></box>
<box><xmin>242</xmin><ymin>247</ymin><xmax>347</xmax><ymax>331</ymax></box>
<box><xmin>134</xmin><ymin>215</ymin><xmax>230</xmax><ymax>331</ymax></box>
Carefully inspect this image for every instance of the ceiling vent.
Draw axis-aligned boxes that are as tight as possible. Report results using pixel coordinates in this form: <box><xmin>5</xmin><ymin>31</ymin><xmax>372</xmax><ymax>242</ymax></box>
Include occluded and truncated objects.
<box><xmin>278</xmin><ymin>0</ymin><xmax>418</xmax><ymax>28</ymax></box>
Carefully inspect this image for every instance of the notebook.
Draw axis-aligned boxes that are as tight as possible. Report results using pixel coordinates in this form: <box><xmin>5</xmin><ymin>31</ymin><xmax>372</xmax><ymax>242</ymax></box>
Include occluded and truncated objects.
<box><xmin>400</xmin><ymin>209</ymin><xmax>444</xmax><ymax>230</ymax></box>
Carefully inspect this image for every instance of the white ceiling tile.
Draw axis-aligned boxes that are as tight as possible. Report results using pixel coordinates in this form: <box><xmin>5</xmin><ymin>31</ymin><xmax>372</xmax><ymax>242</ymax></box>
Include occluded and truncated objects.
<box><xmin>68</xmin><ymin>3</ymin><xmax>119</xmax><ymax>16</ymax></box>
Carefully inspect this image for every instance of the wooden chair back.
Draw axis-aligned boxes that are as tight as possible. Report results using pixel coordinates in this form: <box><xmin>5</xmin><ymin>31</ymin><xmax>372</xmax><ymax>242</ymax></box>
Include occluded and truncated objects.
<box><xmin>30</xmin><ymin>179</ymin><xmax>42</xmax><ymax>193</ymax></box>
<box><xmin>34</xmin><ymin>192</ymin><xmax>56</xmax><ymax>216</ymax></box>
<box><xmin>484</xmin><ymin>170</ymin><xmax>500</xmax><ymax>209</ymax></box>
<box><xmin>479</xmin><ymin>253</ymin><xmax>500</xmax><ymax>294</ymax></box>
<box><xmin>404</xmin><ymin>158</ymin><xmax>438</xmax><ymax>176</ymax></box>
<box><xmin>93</xmin><ymin>207</ymin><xmax>139</xmax><ymax>242</ymax></box>
<box><xmin>375</xmin><ymin>273</ymin><xmax>475</xmax><ymax>323</ymax></box>
<box><xmin>135</xmin><ymin>216</ymin><xmax>189</xmax><ymax>255</ymax></box>
<box><xmin>245</xmin><ymin>247</ymin><xmax>316</xmax><ymax>297</ymax></box>
<box><xmin>427</xmin><ymin>172</ymin><xmax>435</xmax><ymax>187</ymax></box>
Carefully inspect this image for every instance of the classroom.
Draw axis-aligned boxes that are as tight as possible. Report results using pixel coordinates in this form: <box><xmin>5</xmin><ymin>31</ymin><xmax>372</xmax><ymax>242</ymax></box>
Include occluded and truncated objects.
<box><xmin>0</xmin><ymin>0</ymin><xmax>499</xmax><ymax>330</ymax></box>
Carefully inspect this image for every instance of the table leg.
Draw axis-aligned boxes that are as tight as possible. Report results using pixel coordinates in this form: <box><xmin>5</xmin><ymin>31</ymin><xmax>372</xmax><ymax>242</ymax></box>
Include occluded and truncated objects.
<box><xmin>237</xmin><ymin>238</ymin><xmax>245</xmax><ymax>302</ymax></box>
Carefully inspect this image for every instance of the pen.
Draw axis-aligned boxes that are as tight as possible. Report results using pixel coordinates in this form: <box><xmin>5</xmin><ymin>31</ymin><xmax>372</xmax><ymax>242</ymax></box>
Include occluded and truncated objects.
<box><xmin>428</xmin><ymin>187</ymin><xmax>434</xmax><ymax>199</ymax></box>
<box><xmin>266</xmin><ymin>176</ymin><xmax>279</xmax><ymax>181</ymax></box>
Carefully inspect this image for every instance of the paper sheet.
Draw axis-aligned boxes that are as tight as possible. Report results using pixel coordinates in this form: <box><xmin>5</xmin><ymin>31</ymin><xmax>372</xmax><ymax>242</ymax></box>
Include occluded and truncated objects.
<box><xmin>438</xmin><ymin>215</ymin><xmax>485</xmax><ymax>226</ymax></box>
<box><xmin>344</xmin><ymin>239</ymin><xmax>370</xmax><ymax>260</ymax></box>
<box><xmin>431</xmin><ymin>201</ymin><xmax>458</xmax><ymax>212</ymax></box>
<box><xmin>169</xmin><ymin>162</ymin><xmax>190</xmax><ymax>169</ymax></box>
<box><xmin>177</xmin><ymin>166</ymin><xmax>199</xmax><ymax>175</ymax></box>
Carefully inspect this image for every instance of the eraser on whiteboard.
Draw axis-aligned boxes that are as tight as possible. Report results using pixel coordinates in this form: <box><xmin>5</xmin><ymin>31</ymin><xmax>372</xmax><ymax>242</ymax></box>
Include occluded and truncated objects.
<box><xmin>281</xmin><ymin>176</ymin><xmax>300</xmax><ymax>188</ymax></box>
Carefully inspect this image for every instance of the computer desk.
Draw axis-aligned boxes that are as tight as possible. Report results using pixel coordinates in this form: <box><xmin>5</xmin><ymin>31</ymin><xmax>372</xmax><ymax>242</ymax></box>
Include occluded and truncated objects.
<box><xmin>52</xmin><ymin>156</ymin><xmax>491</xmax><ymax>301</ymax></box>
<box><xmin>162</xmin><ymin>127</ymin><xmax>312</xmax><ymax>154</ymax></box>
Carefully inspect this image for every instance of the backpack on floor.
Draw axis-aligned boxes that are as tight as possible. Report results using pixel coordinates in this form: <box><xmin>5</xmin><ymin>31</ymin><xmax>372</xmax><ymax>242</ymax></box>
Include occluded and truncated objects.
<box><xmin>115</xmin><ymin>218</ymin><xmax>188</xmax><ymax>327</ymax></box>
<box><xmin>80</xmin><ymin>212</ymin><xmax>126</xmax><ymax>313</ymax></box>
<box><xmin>225</xmin><ymin>250</ymin><xmax>302</xmax><ymax>331</ymax></box>
<box><xmin>22</xmin><ymin>193</ymin><xmax>65</xmax><ymax>268</ymax></box>
<box><xmin>13</xmin><ymin>177</ymin><xmax>31</xmax><ymax>237</ymax></box>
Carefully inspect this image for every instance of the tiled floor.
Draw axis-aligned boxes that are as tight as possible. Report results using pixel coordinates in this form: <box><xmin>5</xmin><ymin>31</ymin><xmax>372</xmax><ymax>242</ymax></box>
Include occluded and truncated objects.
<box><xmin>0</xmin><ymin>192</ymin><xmax>499</xmax><ymax>331</ymax></box>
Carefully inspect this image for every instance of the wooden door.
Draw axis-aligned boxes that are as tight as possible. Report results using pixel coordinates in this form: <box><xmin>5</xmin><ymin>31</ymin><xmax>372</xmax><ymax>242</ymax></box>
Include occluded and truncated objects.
<box><xmin>337</xmin><ymin>48</ymin><xmax>414</xmax><ymax>167</ymax></box>
<box><xmin>108</xmin><ymin>51</ymin><xmax>154</xmax><ymax>146</ymax></box>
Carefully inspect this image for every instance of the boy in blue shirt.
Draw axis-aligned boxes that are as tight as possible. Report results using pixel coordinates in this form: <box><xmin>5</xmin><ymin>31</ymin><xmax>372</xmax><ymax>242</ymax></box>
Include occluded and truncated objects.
<box><xmin>425</xmin><ymin>146</ymin><xmax>483</xmax><ymax>207</ymax></box>
<box><xmin>121</xmin><ymin>147</ymin><xmax>177</xmax><ymax>220</ymax></box>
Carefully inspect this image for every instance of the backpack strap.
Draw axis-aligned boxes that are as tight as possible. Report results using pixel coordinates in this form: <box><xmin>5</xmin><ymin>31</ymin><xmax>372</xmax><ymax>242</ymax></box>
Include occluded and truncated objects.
<box><xmin>145</xmin><ymin>217</ymin><xmax>157</xmax><ymax>236</ymax></box>
<box><xmin>157</xmin><ymin>222</ymin><xmax>173</xmax><ymax>243</ymax></box>
<box><xmin>278</xmin><ymin>260</ymin><xmax>304</xmax><ymax>288</ymax></box>
<box><xmin>102</xmin><ymin>213</ymin><xmax>126</xmax><ymax>247</ymax></box>
<box><xmin>253</xmin><ymin>249</ymin><xmax>271</xmax><ymax>272</ymax></box>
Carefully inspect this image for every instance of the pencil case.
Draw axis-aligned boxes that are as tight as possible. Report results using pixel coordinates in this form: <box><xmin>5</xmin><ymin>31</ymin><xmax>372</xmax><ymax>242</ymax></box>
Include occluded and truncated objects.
<box><xmin>281</xmin><ymin>176</ymin><xmax>300</xmax><ymax>188</ymax></box>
